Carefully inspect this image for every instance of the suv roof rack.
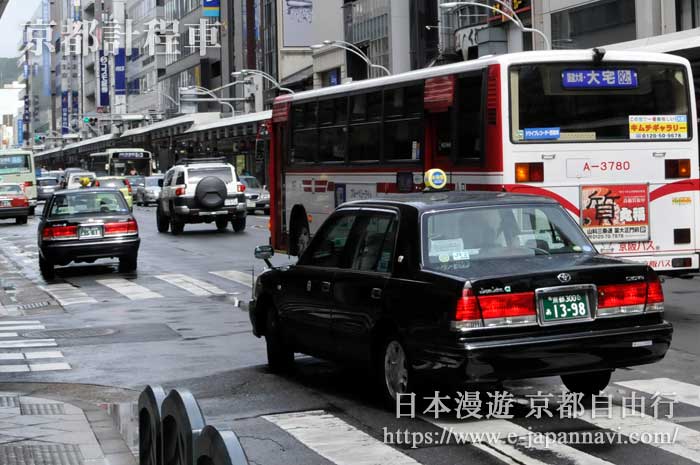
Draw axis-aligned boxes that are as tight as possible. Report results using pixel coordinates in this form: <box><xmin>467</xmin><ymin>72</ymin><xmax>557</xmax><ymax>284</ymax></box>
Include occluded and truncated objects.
<box><xmin>175</xmin><ymin>157</ymin><xmax>227</xmax><ymax>166</ymax></box>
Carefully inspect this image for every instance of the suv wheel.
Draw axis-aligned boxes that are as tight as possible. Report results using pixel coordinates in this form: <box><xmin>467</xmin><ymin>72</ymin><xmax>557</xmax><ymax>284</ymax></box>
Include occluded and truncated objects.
<box><xmin>265</xmin><ymin>307</ymin><xmax>294</xmax><ymax>373</ymax></box>
<box><xmin>216</xmin><ymin>216</ymin><xmax>229</xmax><ymax>231</ymax></box>
<box><xmin>156</xmin><ymin>205</ymin><xmax>170</xmax><ymax>233</ymax></box>
<box><xmin>39</xmin><ymin>256</ymin><xmax>55</xmax><ymax>281</ymax></box>
<box><xmin>118</xmin><ymin>253</ymin><xmax>138</xmax><ymax>273</ymax></box>
<box><xmin>171</xmin><ymin>217</ymin><xmax>184</xmax><ymax>235</ymax></box>
<box><xmin>232</xmin><ymin>217</ymin><xmax>246</xmax><ymax>232</ymax></box>
<box><xmin>561</xmin><ymin>370</ymin><xmax>612</xmax><ymax>396</ymax></box>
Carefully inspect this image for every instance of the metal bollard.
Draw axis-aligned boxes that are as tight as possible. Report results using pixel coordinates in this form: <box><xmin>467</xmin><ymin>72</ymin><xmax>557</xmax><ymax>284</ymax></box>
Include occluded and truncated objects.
<box><xmin>138</xmin><ymin>386</ymin><xmax>249</xmax><ymax>465</ymax></box>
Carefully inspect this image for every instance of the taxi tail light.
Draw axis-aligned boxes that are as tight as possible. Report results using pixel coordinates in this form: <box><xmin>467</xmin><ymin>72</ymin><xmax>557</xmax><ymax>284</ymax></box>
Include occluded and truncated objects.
<box><xmin>478</xmin><ymin>292</ymin><xmax>537</xmax><ymax>327</ymax></box>
<box><xmin>645</xmin><ymin>274</ymin><xmax>664</xmax><ymax>313</ymax></box>
<box><xmin>665</xmin><ymin>159</ymin><xmax>691</xmax><ymax>179</ymax></box>
<box><xmin>596</xmin><ymin>277</ymin><xmax>663</xmax><ymax>316</ymax></box>
<box><xmin>175</xmin><ymin>186</ymin><xmax>186</xmax><ymax>196</ymax></box>
<box><xmin>10</xmin><ymin>196</ymin><xmax>28</xmax><ymax>207</ymax></box>
<box><xmin>42</xmin><ymin>225</ymin><xmax>78</xmax><ymax>240</ymax></box>
<box><xmin>104</xmin><ymin>219</ymin><xmax>138</xmax><ymax>236</ymax></box>
<box><xmin>515</xmin><ymin>162</ymin><xmax>544</xmax><ymax>183</ymax></box>
<box><xmin>454</xmin><ymin>288</ymin><xmax>483</xmax><ymax>330</ymax></box>
<box><xmin>237</xmin><ymin>183</ymin><xmax>246</xmax><ymax>193</ymax></box>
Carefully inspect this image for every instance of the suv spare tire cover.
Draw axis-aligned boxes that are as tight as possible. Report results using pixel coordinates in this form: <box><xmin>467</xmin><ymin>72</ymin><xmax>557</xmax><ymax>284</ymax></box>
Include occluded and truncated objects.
<box><xmin>195</xmin><ymin>176</ymin><xmax>227</xmax><ymax>210</ymax></box>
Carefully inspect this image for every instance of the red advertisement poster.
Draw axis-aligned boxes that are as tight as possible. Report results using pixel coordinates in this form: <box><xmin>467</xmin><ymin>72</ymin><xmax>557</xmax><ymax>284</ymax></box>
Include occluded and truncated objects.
<box><xmin>580</xmin><ymin>184</ymin><xmax>650</xmax><ymax>243</ymax></box>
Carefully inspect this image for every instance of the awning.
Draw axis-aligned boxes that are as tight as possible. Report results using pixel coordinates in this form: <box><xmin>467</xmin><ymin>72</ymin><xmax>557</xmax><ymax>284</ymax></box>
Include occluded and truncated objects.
<box><xmin>184</xmin><ymin>110</ymin><xmax>272</xmax><ymax>133</ymax></box>
<box><xmin>61</xmin><ymin>133</ymin><xmax>117</xmax><ymax>151</ymax></box>
<box><xmin>121</xmin><ymin>112</ymin><xmax>221</xmax><ymax>137</ymax></box>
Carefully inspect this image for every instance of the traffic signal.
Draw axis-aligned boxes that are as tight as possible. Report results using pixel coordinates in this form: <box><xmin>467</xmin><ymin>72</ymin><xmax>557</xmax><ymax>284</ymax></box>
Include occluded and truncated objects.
<box><xmin>83</xmin><ymin>116</ymin><xmax>97</xmax><ymax>125</ymax></box>
<box><xmin>33</xmin><ymin>134</ymin><xmax>44</xmax><ymax>144</ymax></box>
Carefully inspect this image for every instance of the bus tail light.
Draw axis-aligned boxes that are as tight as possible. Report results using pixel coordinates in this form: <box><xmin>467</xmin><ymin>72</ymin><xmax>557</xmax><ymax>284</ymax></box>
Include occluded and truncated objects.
<box><xmin>515</xmin><ymin>162</ymin><xmax>544</xmax><ymax>182</ymax></box>
<box><xmin>42</xmin><ymin>225</ymin><xmax>78</xmax><ymax>240</ymax></box>
<box><xmin>665</xmin><ymin>159</ymin><xmax>691</xmax><ymax>179</ymax></box>
<box><xmin>175</xmin><ymin>186</ymin><xmax>186</xmax><ymax>196</ymax></box>
<box><xmin>104</xmin><ymin>219</ymin><xmax>138</xmax><ymax>236</ymax></box>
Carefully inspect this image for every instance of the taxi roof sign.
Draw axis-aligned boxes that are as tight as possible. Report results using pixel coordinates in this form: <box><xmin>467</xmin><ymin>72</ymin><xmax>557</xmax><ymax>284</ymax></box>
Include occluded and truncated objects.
<box><xmin>424</xmin><ymin>169</ymin><xmax>448</xmax><ymax>191</ymax></box>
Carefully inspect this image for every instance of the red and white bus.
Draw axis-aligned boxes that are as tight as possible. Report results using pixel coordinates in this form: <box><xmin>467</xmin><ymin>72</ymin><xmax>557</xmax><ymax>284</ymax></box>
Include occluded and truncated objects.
<box><xmin>268</xmin><ymin>49</ymin><xmax>699</xmax><ymax>273</ymax></box>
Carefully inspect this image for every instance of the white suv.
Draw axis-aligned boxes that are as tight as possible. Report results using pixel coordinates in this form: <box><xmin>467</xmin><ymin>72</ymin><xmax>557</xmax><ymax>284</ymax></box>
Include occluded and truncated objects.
<box><xmin>156</xmin><ymin>158</ymin><xmax>247</xmax><ymax>235</ymax></box>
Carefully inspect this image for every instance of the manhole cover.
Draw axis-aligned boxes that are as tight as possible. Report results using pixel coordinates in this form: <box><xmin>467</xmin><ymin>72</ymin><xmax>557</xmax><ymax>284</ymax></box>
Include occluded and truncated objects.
<box><xmin>20</xmin><ymin>328</ymin><xmax>118</xmax><ymax>339</ymax></box>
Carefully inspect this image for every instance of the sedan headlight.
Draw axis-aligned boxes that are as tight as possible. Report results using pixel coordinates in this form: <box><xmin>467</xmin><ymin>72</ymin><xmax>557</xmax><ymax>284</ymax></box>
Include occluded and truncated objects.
<box><xmin>260</xmin><ymin>193</ymin><xmax>270</xmax><ymax>200</ymax></box>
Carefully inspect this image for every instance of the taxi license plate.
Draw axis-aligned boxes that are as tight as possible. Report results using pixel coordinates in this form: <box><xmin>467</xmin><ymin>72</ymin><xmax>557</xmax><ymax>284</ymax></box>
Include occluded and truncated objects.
<box><xmin>79</xmin><ymin>226</ymin><xmax>103</xmax><ymax>239</ymax></box>
<box><xmin>540</xmin><ymin>292</ymin><xmax>590</xmax><ymax>323</ymax></box>
<box><xmin>225</xmin><ymin>198</ymin><xmax>237</xmax><ymax>206</ymax></box>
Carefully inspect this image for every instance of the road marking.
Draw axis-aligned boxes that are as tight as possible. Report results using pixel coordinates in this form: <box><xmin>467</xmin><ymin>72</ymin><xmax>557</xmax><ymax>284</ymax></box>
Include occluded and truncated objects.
<box><xmin>428</xmin><ymin>418</ymin><xmax>614</xmax><ymax>465</ymax></box>
<box><xmin>0</xmin><ymin>339</ymin><xmax>57</xmax><ymax>349</ymax></box>
<box><xmin>24</xmin><ymin>350</ymin><xmax>64</xmax><ymax>360</ymax></box>
<box><xmin>0</xmin><ymin>353</ymin><xmax>25</xmax><ymax>360</ymax></box>
<box><xmin>28</xmin><ymin>362</ymin><xmax>71</xmax><ymax>372</ymax></box>
<box><xmin>0</xmin><ymin>333</ymin><xmax>19</xmax><ymax>338</ymax></box>
<box><xmin>42</xmin><ymin>283</ymin><xmax>98</xmax><ymax>305</ymax></box>
<box><xmin>264</xmin><ymin>410</ymin><xmax>421</xmax><ymax>465</ymax></box>
<box><xmin>210</xmin><ymin>270</ymin><xmax>253</xmax><ymax>288</ymax></box>
<box><xmin>0</xmin><ymin>320</ymin><xmax>42</xmax><ymax>325</ymax></box>
<box><xmin>155</xmin><ymin>274</ymin><xmax>227</xmax><ymax>296</ymax></box>
<box><xmin>0</xmin><ymin>365</ymin><xmax>30</xmax><ymax>373</ymax></box>
<box><xmin>97</xmin><ymin>278</ymin><xmax>162</xmax><ymax>300</ymax></box>
<box><xmin>582</xmin><ymin>404</ymin><xmax>700</xmax><ymax>463</ymax></box>
<box><xmin>616</xmin><ymin>378</ymin><xmax>700</xmax><ymax>409</ymax></box>
<box><xmin>0</xmin><ymin>325</ymin><xmax>45</xmax><ymax>331</ymax></box>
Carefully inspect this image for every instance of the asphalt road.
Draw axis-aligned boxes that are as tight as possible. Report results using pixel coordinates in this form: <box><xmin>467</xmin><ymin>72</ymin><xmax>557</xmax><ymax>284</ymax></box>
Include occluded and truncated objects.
<box><xmin>0</xmin><ymin>204</ymin><xmax>699</xmax><ymax>465</ymax></box>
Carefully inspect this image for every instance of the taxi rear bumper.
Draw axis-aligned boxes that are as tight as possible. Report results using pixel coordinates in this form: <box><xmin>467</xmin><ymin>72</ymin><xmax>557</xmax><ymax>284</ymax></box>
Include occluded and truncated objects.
<box><xmin>412</xmin><ymin>322</ymin><xmax>673</xmax><ymax>384</ymax></box>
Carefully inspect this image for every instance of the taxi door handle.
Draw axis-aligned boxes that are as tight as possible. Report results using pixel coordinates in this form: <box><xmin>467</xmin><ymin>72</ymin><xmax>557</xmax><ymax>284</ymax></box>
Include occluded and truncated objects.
<box><xmin>321</xmin><ymin>281</ymin><xmax>331</xmax><ymax>293</ymax></box>
<box><xmin>371</xmin><ymin>288</ymin><xmax>382</xmax><ymax>300</ymax></box>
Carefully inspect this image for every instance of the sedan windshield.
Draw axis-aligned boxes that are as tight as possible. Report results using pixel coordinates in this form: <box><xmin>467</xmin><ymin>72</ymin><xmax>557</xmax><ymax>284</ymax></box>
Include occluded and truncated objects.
<box><xmin>145</xmin><ymin>177</ymin><xmax>162</xmax><ymax>187</ymax></box>
<box><xmin>49</xmin><ymin>191</ymin><xmax>129</xmax><ymax>217</ymax></box>
<box><xmin>240</xmin><ymin>176</ymin><xmax>261</xmax><ymax>189</ymax></box>
<box><xmin>422</xmin><ymin>205</ymin><xmax>593</xmax><ymax>273</ymax></box>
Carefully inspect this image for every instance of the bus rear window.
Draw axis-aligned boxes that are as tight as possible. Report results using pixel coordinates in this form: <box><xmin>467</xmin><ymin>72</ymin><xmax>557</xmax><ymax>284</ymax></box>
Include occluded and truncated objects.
<box><xmin>0</xmin><ymin>155</ymin><xmax>31</xmax><ymax>174</ymax></box>
<box><xmin>510</xmin><ymin>63</ymin><xmax>691</xmax><ymax>143</ymax></box>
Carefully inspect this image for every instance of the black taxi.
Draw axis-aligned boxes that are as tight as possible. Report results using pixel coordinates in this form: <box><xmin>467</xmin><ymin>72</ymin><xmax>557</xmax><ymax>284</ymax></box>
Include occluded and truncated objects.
<box><xmin>249</xmin><ymin>186</ymin><xmax>672</xmax><ymax>403</ymax></box>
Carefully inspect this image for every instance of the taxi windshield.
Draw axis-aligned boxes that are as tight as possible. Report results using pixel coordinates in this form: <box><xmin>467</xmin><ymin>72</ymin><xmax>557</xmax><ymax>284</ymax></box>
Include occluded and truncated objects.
<box><xmin>422</xmin><ymin>205</ymin><xmax>593</xmax><ymax>273</ymax></box>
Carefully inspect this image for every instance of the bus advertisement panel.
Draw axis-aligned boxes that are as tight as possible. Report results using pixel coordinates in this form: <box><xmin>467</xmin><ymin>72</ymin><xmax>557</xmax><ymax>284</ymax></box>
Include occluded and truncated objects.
<box><xmin>268</xmin><ymin>50</ymin><xmax>699</xmax><ymax>274</ymax></box>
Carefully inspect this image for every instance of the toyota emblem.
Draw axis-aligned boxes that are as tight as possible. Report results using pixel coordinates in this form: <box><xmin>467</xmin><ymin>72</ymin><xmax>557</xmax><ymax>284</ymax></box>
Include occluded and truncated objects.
<box><xmin>557</xmin><ymin>273</ymin><xmax>572</xmax><ymax>283</ymax></box>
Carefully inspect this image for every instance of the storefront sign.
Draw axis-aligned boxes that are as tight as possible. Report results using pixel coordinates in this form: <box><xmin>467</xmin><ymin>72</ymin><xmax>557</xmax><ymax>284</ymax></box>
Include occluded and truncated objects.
<box><xmin>203</xmin><ymin>0</ymin><xmax>220</xmax><ymax>17</ymax></box>
<box><xmin>61</xmin><ymin>91</ymin><xmax>69</xmax><ymax>134</ymax></box>
<box><xmin>580</xmin><ymin>184</ymin><xmax>649</xmax><ymax>243</ymax></box>
<box><xmin>114</xmin><ymin>48</ymin><xmax>126</xmax><ymax>95</ymax></box>
<box><xmin>98</xmin><ymin>51</ymin><xmax>110</xmax><ymax>107</ymax></box>
<box><xmin>71</xmin><ymin>90</ymin><xmax>79</xmax><ymax>129</ymax></box>
<box><xmin>629</xmin><ymin>115</ymin><xmax>688</xmax><ymax>140</ymax></box>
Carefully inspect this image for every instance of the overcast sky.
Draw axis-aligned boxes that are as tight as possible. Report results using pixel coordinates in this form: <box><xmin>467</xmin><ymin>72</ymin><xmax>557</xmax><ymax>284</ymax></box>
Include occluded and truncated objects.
<box><xmin>0</xmin><ymin>0</ymin><xmax>42</xmax><ymax>58</ymax></box>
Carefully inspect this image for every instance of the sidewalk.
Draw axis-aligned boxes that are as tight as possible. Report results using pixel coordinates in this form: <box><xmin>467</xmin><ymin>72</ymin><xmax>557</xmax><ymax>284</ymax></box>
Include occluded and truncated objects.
<box><xmin>0</xmin><ymin>391</ymin><xmax>137</xmax><ymax>465</ymax></box>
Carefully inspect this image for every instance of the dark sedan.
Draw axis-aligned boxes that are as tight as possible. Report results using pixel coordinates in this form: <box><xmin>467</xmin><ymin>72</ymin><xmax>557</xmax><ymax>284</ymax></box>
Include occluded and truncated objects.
<box><xmin>249</xmin><ymin>191</ymin><xmax>672</xmax><ymax>404</ymax></box>
<box><xmin>38</xmin><ymin>188</ymin><xmax>140</xmax><ymax>280</ymax></box>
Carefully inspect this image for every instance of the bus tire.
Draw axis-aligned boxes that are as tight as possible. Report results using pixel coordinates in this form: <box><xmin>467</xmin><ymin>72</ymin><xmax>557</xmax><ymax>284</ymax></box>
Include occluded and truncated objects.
<box><xmin>156</xmin><ymin>205</ymin><xmax>169</xmax><ymax>233</ymax></box>
<box><xmin>290</xmin><ymin>209</ymin><xmax>310</xmax><ymax>257</ymax></box>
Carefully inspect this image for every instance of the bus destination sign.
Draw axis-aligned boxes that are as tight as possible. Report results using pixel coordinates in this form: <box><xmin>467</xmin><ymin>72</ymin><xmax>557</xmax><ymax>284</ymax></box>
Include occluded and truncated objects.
<box><xmin>117</xmin><ymin>152</ymin><xmax>147</xmax><ymax>159</ymax></box>
<box><xmin>561</xmin><ymin>69</ymin><xmax>638</xmax><ymax>89</ymax></box>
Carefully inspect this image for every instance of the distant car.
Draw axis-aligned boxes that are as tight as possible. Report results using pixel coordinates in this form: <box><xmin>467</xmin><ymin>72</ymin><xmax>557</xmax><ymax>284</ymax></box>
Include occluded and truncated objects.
<box><xmin>0</xmin><ymin>183</ymin><xmax>29</xmax><ymax>224</ymax></box>
<box><xmin>64</xmin><ymin>172</ymin><xmax>96</xmax><ymax>190</ymax></box>
<box><xmin>135</xmin><ymin>175</ymin><xmax>162</xmax><ymax>206</ymax></box>
<box><xmin>156</xmin><ymin>158</ymin><xmax>247</xmax><ymax>235</ymax></box>
<box><xmin>249</xmin><ymin>191</ymin><xmax>672</xmax><ymax>404</ymax></box>
<box><xmin>93</xmin><ymin>176</ymin><xmax>134</xmax><ymax>208</ymax></box>
<box><xmin>239</xmin><ymin>175</ymin><xmax>270</xmax><ymax>215</ymax></box>
<box><xmin>58</xmin><ymin>168</ymin><xmax>90</xmax><ymax>189</ymax></box>
<box><xmin>126</xmin><ymin>176</ymin><xmax>145</xmax><ymax>191</ymax></box>
<box><xmin>37</xmin><ymin>188</ymin><xmax>140</xmax><ymax>280</ymax></box>
<box><xmin>37</xmin><ymin>177</ymin><xmax>59</xmax><ymax>201</ymax></box>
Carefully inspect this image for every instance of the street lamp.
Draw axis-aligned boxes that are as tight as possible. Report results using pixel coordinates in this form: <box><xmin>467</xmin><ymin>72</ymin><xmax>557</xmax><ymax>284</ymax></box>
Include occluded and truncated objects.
<box><xmin>310</xmin><ymin>40</ymin><xmax>392</xmax><ymax>77</ymax></box>
<box><xmin>440</xmin><ymin>1</ymin><xmax>551</xmax><ymax>50</ymax></box>
<box><xmin>180</xmin><ymin>86</ymin><xmax>236</xmax><ymax>115</ymax></box>
<box><xmin>231</xmin><ymin>69</ymin><xmax>295</xmax><ymax>94</ymax></box>
<box><xmin>145</xmin><ymin>88</ymin><xmax>180</xmax><ymax>114</ymax></box>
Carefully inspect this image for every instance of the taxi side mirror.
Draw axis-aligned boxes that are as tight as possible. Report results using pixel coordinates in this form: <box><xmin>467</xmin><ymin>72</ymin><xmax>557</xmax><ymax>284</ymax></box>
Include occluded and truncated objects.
<box><xmin>255</xmin><ymin>245</ymin><xmax>274</xmax><ymax>267</ymax></box>
<box><xmin>158</xmin><ymin>179</ymin><xmax>164</xmax><ymax>187</ymax></box>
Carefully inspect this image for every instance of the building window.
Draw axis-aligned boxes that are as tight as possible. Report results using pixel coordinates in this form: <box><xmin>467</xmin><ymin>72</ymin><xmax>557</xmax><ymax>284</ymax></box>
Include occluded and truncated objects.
<box><xmin>551</xmin><ymin>0</ymin><xmax>636</xmax><ymax>50</ymax></box>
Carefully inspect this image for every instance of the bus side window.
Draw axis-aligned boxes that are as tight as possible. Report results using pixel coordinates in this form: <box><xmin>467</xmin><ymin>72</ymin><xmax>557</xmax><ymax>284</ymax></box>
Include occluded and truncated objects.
<box><xmin>456</xmin><ymin>73</ymin><xmax>484</xmax><ymax>162</ymax></box>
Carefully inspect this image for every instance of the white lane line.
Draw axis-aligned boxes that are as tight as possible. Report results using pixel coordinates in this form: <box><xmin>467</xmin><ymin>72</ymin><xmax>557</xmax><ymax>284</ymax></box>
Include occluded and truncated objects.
<box><xmin>0</xmin><ymin>333</ymin><xmax>19</xmax><ymax>338</ymax></box>
<box><xmin>96</xmin><ymin>278</ymin><xmax>162</xmax><ymax>300</ymax></box>
<box><xmin>28</xmin><ymin>362</ymin><xmax>71</xmax><ymax>372</ymax></box>
<box><xmin>582</xmin><ymin>405</ymin><xmax>700</xmax><ymax>463</ymax></box>
<box><xmin>264</xmin><ymin>410</ymin><xmax>421</xmax><ymax>465</ymax></box>
<box><xmin>616</xmin><ymin>378</ymin><xmax>700</xmax><ymax>409</ymax></box>
<box><xmin>155</xmin><ymin>274</ymin><xmax>227</xmax><ymax>297</ymax></box>
<box><xmin>428</xmin><ymin>418</ymin><xmax>614</xmax><ymax>465</ymax></box>
<box><xmin>0</xmin><ymin>365</ymin><xmax>30</xmax><ymax>373</ymax></box>
<box><xmin>41</xmin><ymin>283</ymin><xmax>97</xmax><ymax>305</ymax></box>
<box><xmin>0</xmin><ymin>325</ymin><xmax>45</xmax><ymax>331</ymax></box>
<box><xmin>24</xmin><ymin>351</ymin><xmax>64</xmax><ymax>360</ymax></box>
<box><xmin>0</xmin><ymin>339</ymin><xmax>57</xmax><ymax>349</ymax></box>
<box><xmin>210</xmin><ymin>270</ymin><xmax>253</xmax><ymax>288</ymax></box>
<box><xmin>0</xmin><ymin>320</ymin><xmax>42</xmax><ymax>325</ymax></box>
<box><xmin>0</xmin><ymin>353</ymin><xmax>24</xmax><ymax>360</ymax></box>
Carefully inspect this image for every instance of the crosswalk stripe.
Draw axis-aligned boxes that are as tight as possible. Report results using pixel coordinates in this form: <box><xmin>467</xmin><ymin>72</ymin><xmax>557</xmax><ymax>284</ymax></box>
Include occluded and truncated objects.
<box><xmin>582</xmin><ymin>404</ymin><xmax>700</xmax><ymax>463</ymax></box>
<box><xmin>616</xmin><ymin>378</ymin><xmax>700</xmax><ymax>409</ymax></box>
<box><xmin>0</xmin><ymin>320</ymin><xmax>42</xmax><ymax>325</ymax></box>
<box><xmin>0</xmin><ymin>333</ymin><xmax>19</xmax><ymax>338</ymax></box>
<box><xmin>42</xmin><ymin>283</ymin><xmax>98</xmax><ymax>305</ymax></box>
<box><xmin>264</xmin><ymin>410</ymin><xmax>421</xmax><ymax>465</ymax></box>
<box><xmin>0</xmin><ymin>353</ymin><xmax>25</xmax><ymax>360</ymax></box>
<box><xmin>428</xmin><ymin>418</ymin><xmax>615</xmax><ymax>465</ymax></box>
<box><xmin>28</xmin><ymin>362</ymin><xmax>71</xmax><ymax>372</ymax></box>
<box><xmin>0</xmin><ymin>325</ymin><xmax>45</xmax><ymax>331</ymax></box>
<box><xmin>0</xmin><ymin>365</ymin><xmax>30</xmax><ymax>373</ymax></box>
<box><xmin>155</xmin><ymin>274</ymin><xmax>227</xmax><ymax>296</ymax></box>
<box><xmin>0</xmin><ymin>339</ymin><xmax>57</xmax><ymax>349</ymax></box>
<box><xmin>97</xmin><ymin>278</ymin><xmax>162</xmax><ymax>300</ymax></box>
<box><xmin>210</xmin><ymin>270</ymin><xmax>253</xmax><ymax>288</ymax></box>
<box><xmin>24</xmin><ymin>351</ymin><xmax>64</xmax><ymax>360</ymax></box>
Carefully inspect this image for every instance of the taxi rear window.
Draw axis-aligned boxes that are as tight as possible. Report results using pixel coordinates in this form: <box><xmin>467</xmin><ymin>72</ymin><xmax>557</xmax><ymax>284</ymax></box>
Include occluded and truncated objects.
<box><xmin>422</xmin><ymin>205</ymin><xmax>593</xmax><ymax>273</ymax></box>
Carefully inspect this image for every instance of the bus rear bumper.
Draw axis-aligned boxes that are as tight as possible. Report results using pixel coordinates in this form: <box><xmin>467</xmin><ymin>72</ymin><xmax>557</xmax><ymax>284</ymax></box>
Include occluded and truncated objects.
<box><xmin>615</xmin><ymin>252</ymin><xmax>700</xmax><ymax>274</ymax></box>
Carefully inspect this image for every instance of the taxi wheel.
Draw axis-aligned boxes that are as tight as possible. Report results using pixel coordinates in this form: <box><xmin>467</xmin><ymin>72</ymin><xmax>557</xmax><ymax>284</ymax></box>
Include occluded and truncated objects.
<box><xmin>39</xmin><ymin>256</ymin><xmax>55</xmax><ymax>281</ymax></box>
<box><xmin>561</xmin><ymin>370</ymin><xmax>612</xmax><ymax>396</ymax></box>
<box><xmin>216</xmin><ymin>217</ymin><xmax>229</xmax><ymax>231</ymax></box>
<box><xmin>15</xmin><ymin>216</ymin><xmax>27</xmax><ymax>225</ymax></box>
<box><xmin>119</xmin><ymin>253</ymin><xmax>138</xmax><ymax>273</ymax></box>
<box><xmin>156</xmin><ymin>206</ymin><xmax>170</xmax><ymax>233</ymax></box>
<box><xmin>265</xmin><ymin>307</ymin><xmax>294</xmax><ymax>373</ymax></box>
<box><xmin>376</xmin><ymin>337</ymin><xmax>411</xmax><ymax>406</ymax></box>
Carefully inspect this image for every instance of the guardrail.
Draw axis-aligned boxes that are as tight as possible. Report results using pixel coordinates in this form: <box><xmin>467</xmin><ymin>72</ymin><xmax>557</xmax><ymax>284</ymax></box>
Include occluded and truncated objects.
<box><xmin>138</xmin><ymin>385</ymin><xmax>249</xmax><ymax>465</ymax></box>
